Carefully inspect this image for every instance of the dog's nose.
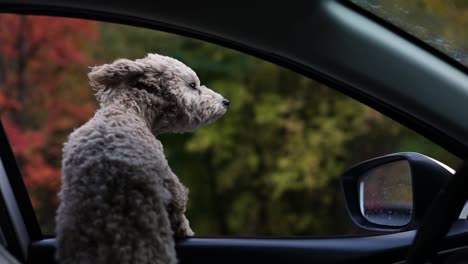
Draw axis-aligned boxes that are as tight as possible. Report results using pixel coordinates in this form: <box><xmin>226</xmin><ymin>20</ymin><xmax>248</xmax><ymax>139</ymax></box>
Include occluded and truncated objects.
<box><xmin>222</xmin><ymin>99</ymin><xmax>230</xmax><ymax>108</ymax></box>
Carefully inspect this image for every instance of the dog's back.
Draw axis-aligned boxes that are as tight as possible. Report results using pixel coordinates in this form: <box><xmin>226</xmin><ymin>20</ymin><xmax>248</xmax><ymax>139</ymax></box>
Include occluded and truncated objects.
<box><xmin>56</xmin><ymin>108</ymin><xmax>177</xmax><ymax>264</ymax></box>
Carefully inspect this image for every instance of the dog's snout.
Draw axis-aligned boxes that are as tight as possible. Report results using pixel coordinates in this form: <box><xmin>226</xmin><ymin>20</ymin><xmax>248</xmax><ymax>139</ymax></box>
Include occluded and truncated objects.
<box><xmin>222</xmin><ymin>99</ymin><xmax>230</xmax><ymax>108</ymax></box>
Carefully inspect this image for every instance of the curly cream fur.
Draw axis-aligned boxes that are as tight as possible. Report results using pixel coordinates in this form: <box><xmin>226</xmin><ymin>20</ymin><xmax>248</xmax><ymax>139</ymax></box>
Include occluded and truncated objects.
<box><xmin>56</xmin><ymin>53</ymin><xmax>228</xmax><ymax>264</ymax></box>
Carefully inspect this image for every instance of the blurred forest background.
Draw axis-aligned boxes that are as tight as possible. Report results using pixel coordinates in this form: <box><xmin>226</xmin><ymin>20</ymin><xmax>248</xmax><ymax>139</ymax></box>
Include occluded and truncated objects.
<box><xmin>0</xmin><ymin>0</ymin><xmax>465</xmax><ymax>235</ymax></box>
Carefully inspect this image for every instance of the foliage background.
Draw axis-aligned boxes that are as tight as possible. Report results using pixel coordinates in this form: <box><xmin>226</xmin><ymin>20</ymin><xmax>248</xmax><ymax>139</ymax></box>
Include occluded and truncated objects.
<box><xmin>0</xmin><ymin>1</ymin><xmax>465</xmax><ymax>235</ymax></box>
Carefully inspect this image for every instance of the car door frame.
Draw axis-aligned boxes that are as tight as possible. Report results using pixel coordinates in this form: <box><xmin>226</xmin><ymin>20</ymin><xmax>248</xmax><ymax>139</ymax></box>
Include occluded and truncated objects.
<box><xmin>0</xmin><ymin>0</ymin><xmax>467</xmax><ymax>263</ymax></box>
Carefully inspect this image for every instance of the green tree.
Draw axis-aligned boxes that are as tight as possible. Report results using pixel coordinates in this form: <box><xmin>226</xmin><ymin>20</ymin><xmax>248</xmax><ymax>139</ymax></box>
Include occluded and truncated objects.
<box><xmin>97</xmin><ymin>23</ymin><xmax>460</xmax><ymax>236</ymax></box>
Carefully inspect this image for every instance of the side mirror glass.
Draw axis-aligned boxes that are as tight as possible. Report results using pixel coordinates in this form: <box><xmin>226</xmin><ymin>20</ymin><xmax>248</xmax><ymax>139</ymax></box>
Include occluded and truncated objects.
<box><xmin>359</xmin><ymin>160</ymin><xmax>413</xmax><ymax>226</ymax></box>
<box><xmin>341</xmin><ymin>152</ymin><xmax>453</xmax><ymax>232</ymax></box>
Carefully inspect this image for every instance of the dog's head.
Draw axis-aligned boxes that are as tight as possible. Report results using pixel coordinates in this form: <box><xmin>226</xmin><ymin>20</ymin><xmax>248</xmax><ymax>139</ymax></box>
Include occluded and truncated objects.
<box><xmin>89</xmin><ymin>53</ymin><xmax>229</xmax><ymax>134</ymax></box>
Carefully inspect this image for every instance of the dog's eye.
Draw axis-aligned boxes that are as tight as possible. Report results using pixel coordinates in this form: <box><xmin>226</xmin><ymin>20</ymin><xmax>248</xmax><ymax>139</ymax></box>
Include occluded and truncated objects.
<box><xmin>189</xmin><ymin>83</ymin><xmax>197</xmax><ymax>90</ymax></box>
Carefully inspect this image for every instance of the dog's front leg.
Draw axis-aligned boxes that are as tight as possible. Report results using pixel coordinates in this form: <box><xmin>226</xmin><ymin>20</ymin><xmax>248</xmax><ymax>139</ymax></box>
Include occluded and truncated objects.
<box><xmin>164</xmin><ymin>172</ymin><xmax>194</xmax><ymax>238</ymax></box>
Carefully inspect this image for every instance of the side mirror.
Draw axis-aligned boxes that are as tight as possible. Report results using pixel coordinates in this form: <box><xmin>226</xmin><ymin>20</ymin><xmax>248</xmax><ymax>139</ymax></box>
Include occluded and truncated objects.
<box><xmin>341</xmin><ymin>152</ymin><xmax>454</xmax><ymax>232</ymax></box>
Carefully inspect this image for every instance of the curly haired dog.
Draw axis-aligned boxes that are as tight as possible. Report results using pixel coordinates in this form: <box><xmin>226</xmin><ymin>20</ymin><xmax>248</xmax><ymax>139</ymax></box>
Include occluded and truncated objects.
<box><xmin>56</xmin><ymin>53</ymin><xmax>229</xmax><ymax>264</ymax></box>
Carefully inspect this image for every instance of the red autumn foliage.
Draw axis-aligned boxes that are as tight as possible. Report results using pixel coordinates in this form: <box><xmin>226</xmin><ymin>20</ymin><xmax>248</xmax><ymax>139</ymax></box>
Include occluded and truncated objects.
<box><xmin>0</xmin><ymin>14</ymin><xmax>99</xmax><ymax>232</ymax></box>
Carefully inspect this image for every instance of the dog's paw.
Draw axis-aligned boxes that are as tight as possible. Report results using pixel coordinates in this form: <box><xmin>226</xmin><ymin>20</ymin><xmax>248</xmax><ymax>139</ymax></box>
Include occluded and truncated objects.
<box><xmin>175</xmin><ymin>225</ymin><xmax>194</xmax><ymax>238</ymax></box>
<box><xmin>174</xmin><ymin>216</ymin><xmax>194</xmax><ymax>238</ymax></box>
<box><xmin>184</xmin><ymin>227</ymin><xmax>194</xmax><ymax>237</ymax></box>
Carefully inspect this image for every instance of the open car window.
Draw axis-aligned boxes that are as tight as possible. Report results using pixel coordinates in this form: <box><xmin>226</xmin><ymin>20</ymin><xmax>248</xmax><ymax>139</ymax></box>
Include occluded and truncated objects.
<box><xmin>350</xmin><ymin>0</ymin><xmax>468</xmax><ymax>68</ymax></box>
<box><xmin>0</xmin><ymin>14</ymin><xmax>461</xmax><ymax>237</ymax></box>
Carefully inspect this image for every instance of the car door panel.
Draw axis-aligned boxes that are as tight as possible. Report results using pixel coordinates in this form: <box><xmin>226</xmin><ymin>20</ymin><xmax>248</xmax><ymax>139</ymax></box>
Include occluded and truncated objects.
<box><xmin>25</xmin><ymin>222</ymin><xmax>468</xmax><ymax>264</ymax></box>
<box><xmin>28</xmin><ymin>235</ymin><xmax>411</xmax><ymax>264</ymax></box>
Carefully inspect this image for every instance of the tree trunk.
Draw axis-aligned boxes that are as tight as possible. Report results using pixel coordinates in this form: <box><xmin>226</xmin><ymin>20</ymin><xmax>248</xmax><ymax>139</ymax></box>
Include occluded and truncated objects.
<box><xmin>207</xmin><ymin>151</ymin><xmax>229</xmax><ymax>235</ymax></box>
<box><xmin>13</xmin><ymin>15</ymin><xmax>27</xmax><ymax>125</ymax></box>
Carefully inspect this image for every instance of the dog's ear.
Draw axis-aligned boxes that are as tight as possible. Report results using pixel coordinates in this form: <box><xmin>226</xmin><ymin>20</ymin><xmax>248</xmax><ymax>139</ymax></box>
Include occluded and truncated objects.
<box><xmin>88</xmin><ymin>59</ymin><xmax>145</xmax><ymax>90</ymax></box>
<box><xmin>89</xmin><ymin>59</ymin><xmax>146</xmax><ymax>104</ymax></box>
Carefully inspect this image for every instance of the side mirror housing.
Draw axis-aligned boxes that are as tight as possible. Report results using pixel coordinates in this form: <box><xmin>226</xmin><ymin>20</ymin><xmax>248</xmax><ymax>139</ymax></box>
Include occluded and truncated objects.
<box><xmin>341</xmin><ymin>152</ymin><xmax>454</xmax><ymax>232</ymax></box>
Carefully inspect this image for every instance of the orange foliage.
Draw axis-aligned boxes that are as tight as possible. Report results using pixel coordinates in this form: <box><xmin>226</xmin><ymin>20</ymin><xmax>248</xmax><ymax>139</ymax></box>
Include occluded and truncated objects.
<box><xmin>0</xmin><ymin>14</ymin><xmax>99</xmax><ymax>230</ymax></box>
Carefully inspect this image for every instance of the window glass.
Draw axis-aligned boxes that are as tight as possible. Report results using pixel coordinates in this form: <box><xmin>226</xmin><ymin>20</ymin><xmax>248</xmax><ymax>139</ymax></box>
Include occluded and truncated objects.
<box><xmin>0</xmin><ymin>14</ymin><xmax>461</xmax><ymax>236</ymax></box>
<box><xmin>350</xmin><ymin>0</ymin><xmax>468</xmax><ymax>67</ymax></box>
